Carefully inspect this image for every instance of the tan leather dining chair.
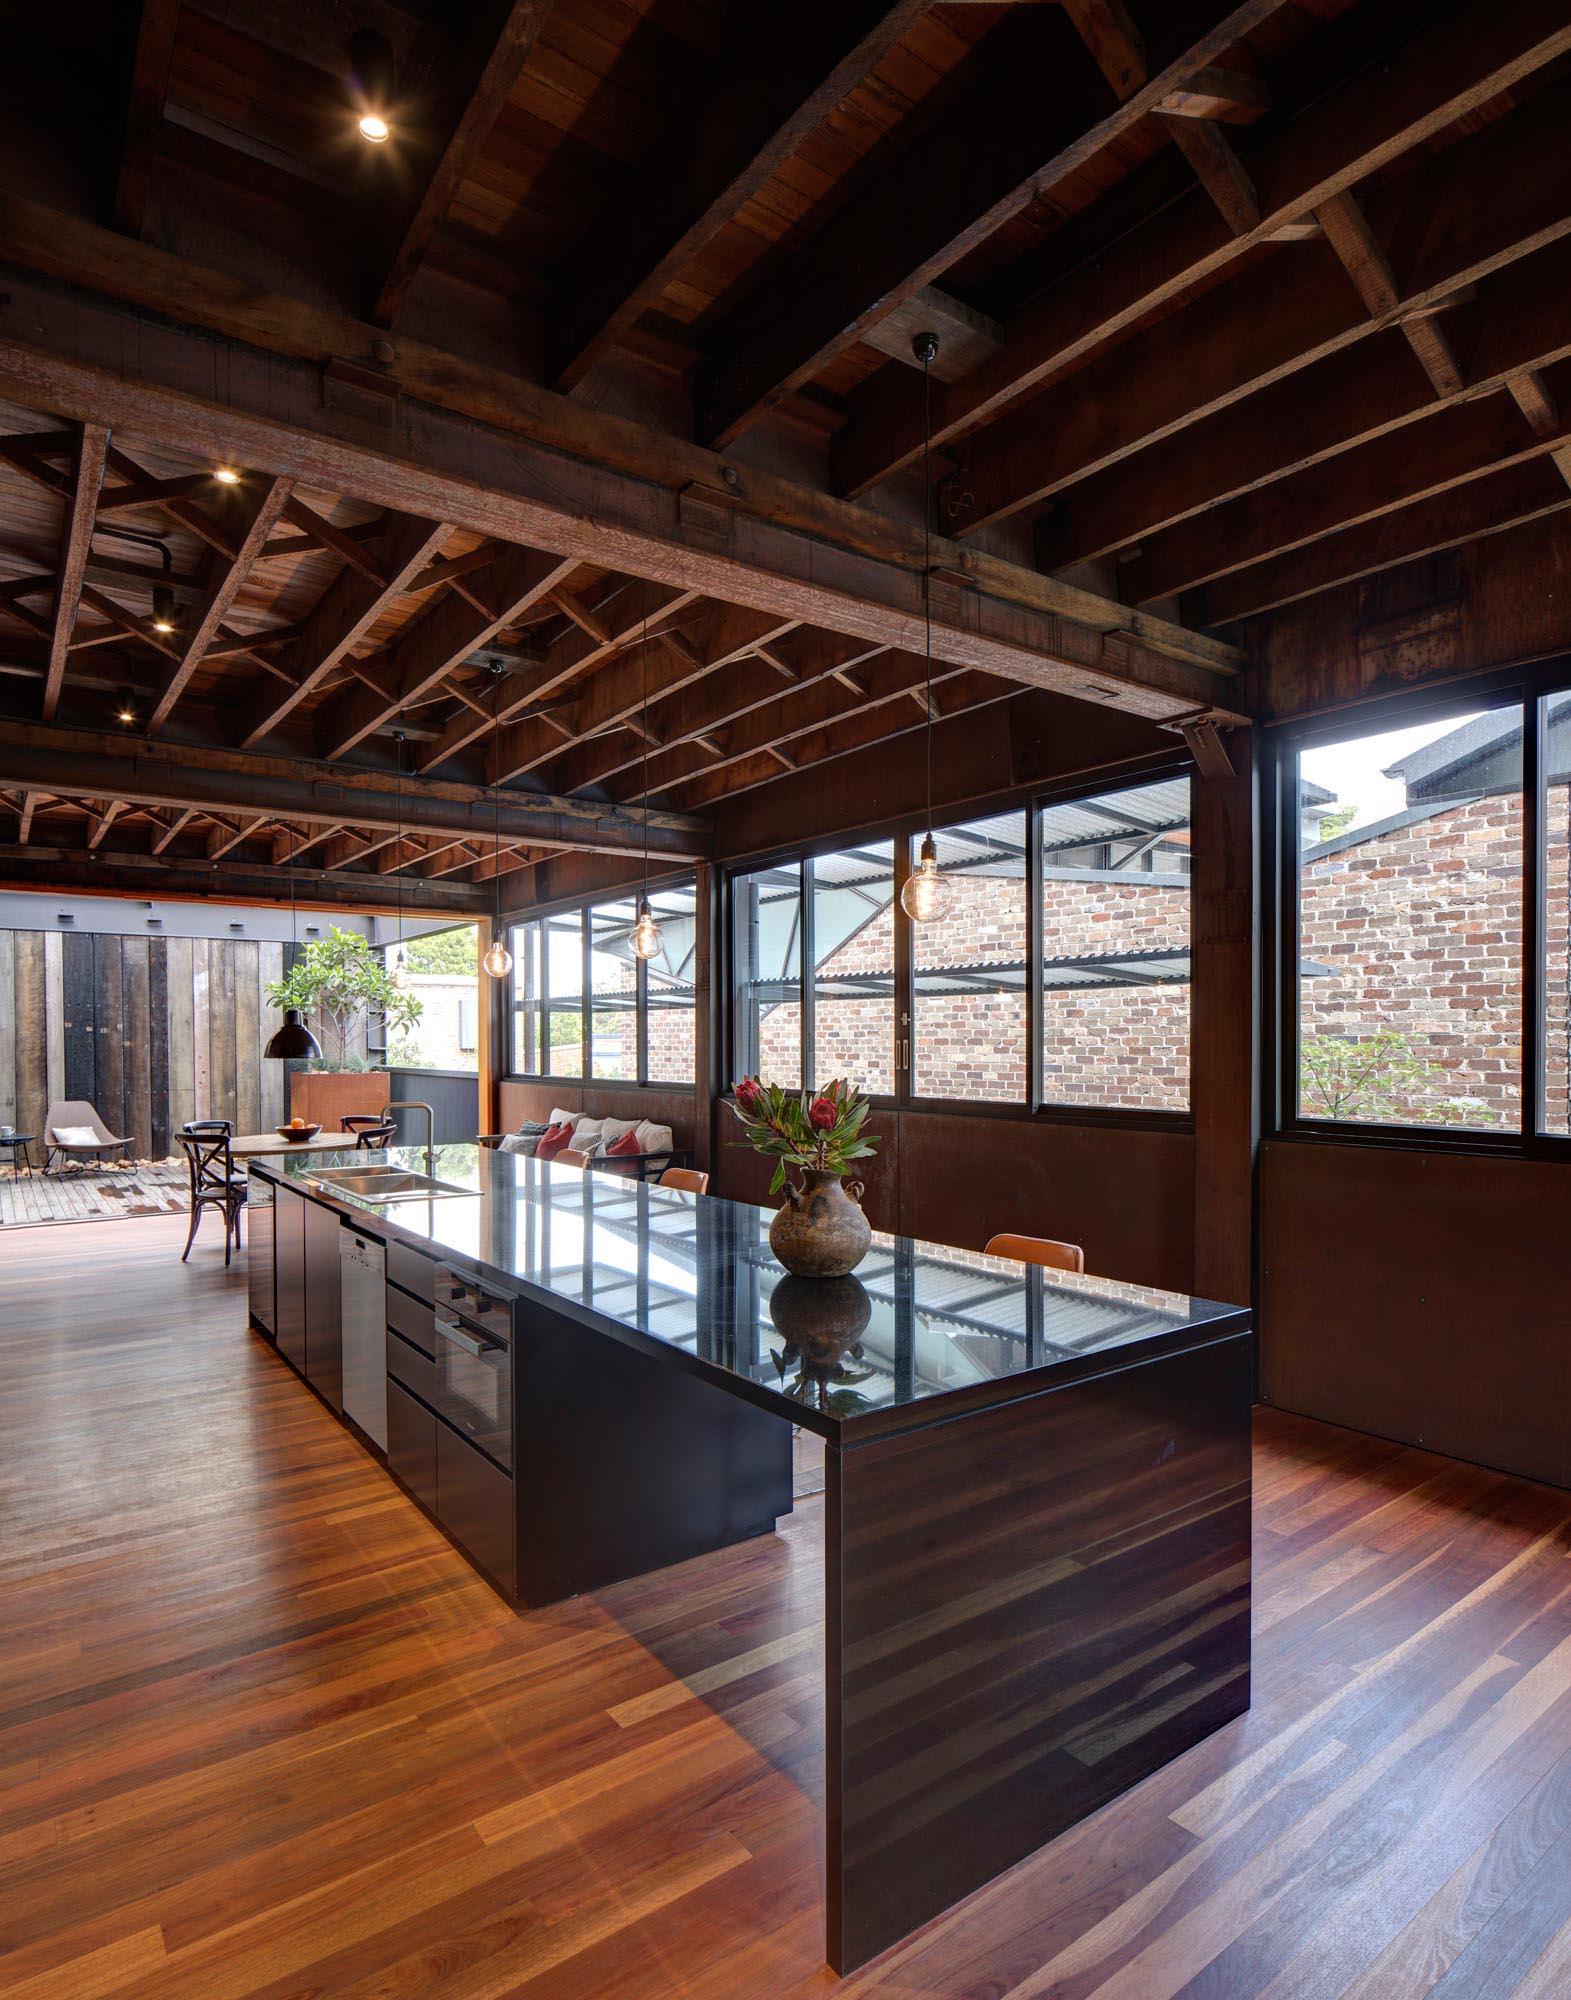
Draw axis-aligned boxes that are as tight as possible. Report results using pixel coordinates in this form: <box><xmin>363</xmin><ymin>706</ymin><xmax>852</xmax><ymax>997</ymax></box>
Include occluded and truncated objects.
<box><xmin>558</xmin><ymin>1147</ymin><xmax>592</xmax><ymax>1169</ymax></box>
<box><xmin>660</xmin><ymin>1166</ymin><xmax>709</xmax><ymax>1196</ymax></box>
<box><xmin>984</xmin><ymin>1231</ymin><xmax>1086</xmax><ymax>1275</ymax></box>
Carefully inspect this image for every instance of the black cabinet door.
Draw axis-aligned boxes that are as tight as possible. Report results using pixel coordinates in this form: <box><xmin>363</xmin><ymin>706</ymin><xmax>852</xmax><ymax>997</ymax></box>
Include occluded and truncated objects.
<box><xmin>247</xmin><ymin>1172</ymin><xmax>275</xmax><ymax>1338</ymax></box>
<box><xmin>303</xmin><ymin>1196</ymin><xmax>342</xmax><ymax>1413</ymax></box>
<box><xmin>436</xmin><ymin>1421</ymin><xmax>515</xmax><ymax>1595</ymax></box>
<box><xmin>274</xmin><ymin>1186</ymin><xmax>307</xmax><ymax>1376</ymax></box>
<box><xmin>386</xmin><ymin>1378</ymin><xmax>437</xmax><ymax>1512</ymax></box>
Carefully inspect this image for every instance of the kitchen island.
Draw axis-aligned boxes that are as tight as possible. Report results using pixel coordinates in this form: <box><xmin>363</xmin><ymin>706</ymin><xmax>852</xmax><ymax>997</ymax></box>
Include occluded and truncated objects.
<box><xmin>248</xmin><ymin>1142</ymin><xmax>1253</xmax><ymax>1974</ymax></box>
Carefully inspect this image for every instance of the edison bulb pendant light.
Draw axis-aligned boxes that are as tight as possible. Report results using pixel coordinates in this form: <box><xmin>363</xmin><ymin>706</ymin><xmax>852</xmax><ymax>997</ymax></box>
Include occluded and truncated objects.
<box><xmin>901</xmin><ymin>832</ymin><xmax>950</xmax><ymax>924</ymax></box>
<box><xmin>630</xmin><ymin>895</ymin><xmax>661</xmax><ymax>961</ymax></box>
<box><xmin>482</xmin><ymin>933</ymin><xmax>513</xmax><ymax>979</ymax></box>
<box><xmin>390</xmin><ymin>945</ymin><xmax>409</xmax><ymax>991</ymax></box>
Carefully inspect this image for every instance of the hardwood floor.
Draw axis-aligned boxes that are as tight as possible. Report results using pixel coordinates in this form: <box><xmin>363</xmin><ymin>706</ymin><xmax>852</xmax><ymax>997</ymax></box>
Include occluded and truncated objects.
<box><xmin>2</xmin><ymin>1215</ymin><xmax>1569</xmax><ymax>1999</ymax></box>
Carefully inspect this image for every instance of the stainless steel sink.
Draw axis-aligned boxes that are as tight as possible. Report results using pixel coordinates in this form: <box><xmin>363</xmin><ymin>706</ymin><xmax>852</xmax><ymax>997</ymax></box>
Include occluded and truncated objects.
<box><xmin>307</xmin><ymin>1166</ymin><xmax>479</xmax><ymax>1202</ymax></box>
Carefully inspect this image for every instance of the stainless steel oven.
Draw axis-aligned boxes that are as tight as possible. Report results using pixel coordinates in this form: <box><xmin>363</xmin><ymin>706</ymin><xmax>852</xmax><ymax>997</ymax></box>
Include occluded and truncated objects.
<box><xmin>431</xmin><ymin>1271</ymin><xmax>513</xmax><ymax>1471</ymax></box>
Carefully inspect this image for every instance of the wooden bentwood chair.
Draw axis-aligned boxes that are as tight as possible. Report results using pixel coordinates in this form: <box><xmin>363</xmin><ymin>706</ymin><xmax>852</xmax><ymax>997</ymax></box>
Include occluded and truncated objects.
<box><xmin>659</xmin><ymin>1166</ymin><xmax>709</xmax><ymax>1196</ymax></box>
<box><xmin>984</xmin><ymin>1231</ymin><xmax>1086</xmax><ymax>1275</ymax></box>
<box><xmin>175</xmin><ymin>1121</ymin><xmax>248</xmax><ymax>1266</ymax></box>
<box><xmin>340</xmin><ymin>1114</ymin><xmax>398</xmax><ymax>1150</ymax></box>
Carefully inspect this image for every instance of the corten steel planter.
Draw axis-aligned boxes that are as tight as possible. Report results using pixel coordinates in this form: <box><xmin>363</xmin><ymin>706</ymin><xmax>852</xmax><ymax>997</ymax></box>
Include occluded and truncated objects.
<box><xmin>286</xmin><ymin>1070</ymin><xmax>391</xmax><ymax>1136</ymax></box>
<box><xmin>769</xmin><ymin>1170</ymin><xmax>871</xmax><ymax>1277</ymax></box>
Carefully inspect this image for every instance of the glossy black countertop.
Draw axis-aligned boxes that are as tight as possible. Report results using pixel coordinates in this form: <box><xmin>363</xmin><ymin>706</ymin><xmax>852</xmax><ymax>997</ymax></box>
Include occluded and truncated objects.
<box><xmin>256</xmin><ymin>1144</ymin><xmax>1250</xmax><ymax>1440</ymax></box>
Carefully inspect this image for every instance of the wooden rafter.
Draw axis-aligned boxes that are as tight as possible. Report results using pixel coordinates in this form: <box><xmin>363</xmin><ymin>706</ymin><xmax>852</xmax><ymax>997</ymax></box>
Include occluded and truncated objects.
<box><xmin>694</xmin><ymin>0</ymin><xmax>1285</xmax><ymax>448</ymax></box>
<box><xmin>550</xmin><ymin>0</ymin><xmax>929</xmax><ymax>390</ymax></box>
<box><xmin>1124</xmin><ymin>370</ymin><xmax>1571</xmax><ymax>608</ymax></box>
<box><xmin>420</xmin><ymin>582</ymin><xmax>700</xmax><ymax>773</ymax></box>
<box><xmin>115</xmin><ymin>0</ymin><xmax>180</xmax><ymax>234</ymax></box>
<box><xmin>1197</xmin><ymin>456</ymin><xmax>1571</xmax><ymax>626</ymax></box>
<box><xmin>958</xmin><ymin>83</ymin><xmax>1571</xmax><ymax>544</ymax></box>
<box><xmin>833</xmin><ymin>0</ymin><xmax>1571</xmax><ymax>502</ymax></box>
<box><xmin>204</xmin><ymin>812</ymin><xmax>270</xmax><ymax>859</ymax></box>
<box><xmin>540</xmin><ymin>627</ymin><xmax>890</xmax><ymax>798</ymax></box>
<box><xmin>1037</xmin><ymin>240</ymin><xmax>1571</xmax><ymax>581</ymax></box>
<box><xmin>492</xmin><ymin>601</ymin><xmax>798</xmax><ymax>784</ymax></box>
<box><xmin>0</xmin><ymin>719</ymin><xmax>710</xmax><ymax>861</ymax></box>
<box><xmin>241</xmin><ymin>512</ymin><xmax>451</xmax><ymax>746</ymax></box>
<box><xmin>85</xmin><ymin>798</ymin><xmax>125</xmax><ymax>849</ymax></box>
<box><xmin>146</xmin><ymin>475</ymin><xmax>295</xmax><ymax>733</ymax></box>
<box><xmin>315</xmin><ymin>547</ymin><xmax>579</xmax><ymax>761</ymax></box>
<box><xmin>150</xmin><ymin>804</ymin><xmax>196</xmax><ymax>853</ymax></box>
<box><xmin>43</xmin><ymin>422</ymin><xmax>108</xmax><ymax>721</ymax></box>
<box><xmin>0</xmin><ymin>273</ymin><xmax>1239</xmax><ymax>722</ymax></box>
<box><xmin>370</xmin><ymin>2</ymin><xmax>558</xmax><ymax>325</ymax></box>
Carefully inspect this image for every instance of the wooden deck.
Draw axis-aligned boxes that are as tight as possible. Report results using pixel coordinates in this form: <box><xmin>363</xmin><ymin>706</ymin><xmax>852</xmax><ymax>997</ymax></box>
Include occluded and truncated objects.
<box><xmin>1</xmin><ymin>1214</ymin><xmax>1568</xmax><ymax>1999</ymax></box>
<box><xmin>0</xmin><ymin>1158</ymin><xmax>188</xmax><ymax>1227</ymax></box>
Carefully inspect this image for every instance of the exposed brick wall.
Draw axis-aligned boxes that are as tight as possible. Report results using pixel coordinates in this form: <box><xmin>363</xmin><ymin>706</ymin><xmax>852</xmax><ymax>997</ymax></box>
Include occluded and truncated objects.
<box><xmin>1298</xmin><ymin>791</ymin><xmax>1532</xmax><ymax>1127</ymax></box>
<box><xmin>754</xmin><ymin>865</ymin><xmax>1191</xmax><ymax>1109</ymax></box>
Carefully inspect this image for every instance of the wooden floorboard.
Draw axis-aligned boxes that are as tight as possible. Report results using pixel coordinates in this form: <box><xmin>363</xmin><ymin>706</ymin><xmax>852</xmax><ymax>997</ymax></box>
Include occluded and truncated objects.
<box><xmin>0</xmin><ymin>1214</ymin><xmax>1568</xmax><ymax>1998</ymax></box>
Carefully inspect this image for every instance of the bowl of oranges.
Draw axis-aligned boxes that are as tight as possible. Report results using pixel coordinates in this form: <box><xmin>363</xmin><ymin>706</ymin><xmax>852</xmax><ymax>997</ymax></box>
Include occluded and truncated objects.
<box><xmin>275</xmin><ymin>1117</ymin><xmax>322</xmax><ymax>1142</ymax></box>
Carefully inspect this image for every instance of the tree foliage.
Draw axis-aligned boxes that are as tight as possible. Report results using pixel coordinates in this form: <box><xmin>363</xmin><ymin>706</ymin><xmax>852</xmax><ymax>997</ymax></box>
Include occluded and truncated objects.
<box><xmin>1300</xmin><ymin>1032</ymin><xmax>1495</xmax><ymax>1126</ymax></box>
<box><xmin>398</xmin><ymin>924</ymin><xmax>479</xmax><ymax>976</ymax></box>
<box><xmin>266</xmin><ymin>927</ymin><xmax>422</xmax><ymax>1071</ymax></box>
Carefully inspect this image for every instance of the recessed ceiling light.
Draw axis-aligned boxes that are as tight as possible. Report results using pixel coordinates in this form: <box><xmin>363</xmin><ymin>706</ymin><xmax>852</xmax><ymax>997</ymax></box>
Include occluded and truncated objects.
<box><xmin>151</xmin><ymin>583</ymin><xmax>176</xmax><ymax>634</ymax></box>
<box><xmin>118</xmin><ymin>707</ymin><xmax>136</xmax><ymax>725</ymax></box>
<box><xmin>350</xmin><ymin>29</ymin><xmax>395</xmax><ymax>147</ymax></box>
<box><xmin>213</xmin><ymin>466</ymin><xmax>240</xmax><ymax>486</ymax></box>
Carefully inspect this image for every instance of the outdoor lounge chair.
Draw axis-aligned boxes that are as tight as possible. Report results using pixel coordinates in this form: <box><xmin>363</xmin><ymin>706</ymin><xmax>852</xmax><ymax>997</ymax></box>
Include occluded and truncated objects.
<box><xmin>42</xmin><ymin>1099</ymin><xmax>135</xmax><ymax>1175</ymax></box>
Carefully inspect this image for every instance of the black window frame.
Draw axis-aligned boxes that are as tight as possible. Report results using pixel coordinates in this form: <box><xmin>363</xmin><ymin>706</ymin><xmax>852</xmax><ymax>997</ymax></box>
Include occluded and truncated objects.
<box><xmin>1267</xmin><ymin>653</ymin><xmax>1571</xmax><ymax>1157</ymax></box>
<box><xmin>721</xmin><ymin>755</ymin><xmax>1196</xmax><ymax>1131</ymax></box>
<box><xmin>505</xmin><ymin>875</ymin><xmax>698</xmax><ymax>1090</ymax></box>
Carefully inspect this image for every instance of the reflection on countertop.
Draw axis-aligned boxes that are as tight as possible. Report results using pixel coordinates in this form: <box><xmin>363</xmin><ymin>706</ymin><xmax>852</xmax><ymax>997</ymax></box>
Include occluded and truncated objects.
<box><xmin>256</xmin><ymin>1144</ymin><xmax>1249</xmax><ymax>1438</ymax></box>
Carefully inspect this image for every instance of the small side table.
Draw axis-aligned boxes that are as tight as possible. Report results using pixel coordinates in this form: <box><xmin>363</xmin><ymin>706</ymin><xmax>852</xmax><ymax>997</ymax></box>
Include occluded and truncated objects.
<box><xmin>0</xmin><ymin>1133</ymin><xmax>38</xmax><ymax>1179</ymax></box>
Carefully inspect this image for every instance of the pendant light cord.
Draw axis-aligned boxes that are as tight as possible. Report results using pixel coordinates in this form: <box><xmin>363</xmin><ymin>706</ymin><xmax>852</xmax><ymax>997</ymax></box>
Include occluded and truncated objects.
<box><xmin>394</xmin><ymin>733</ymin><xmax>403</xmax><ymax>954</ymax></box>
<box><xmin>922</xmin><ymin>340</ymin><xmax>934</xmax><ymax>835</ymax></box>
<box><xmin>641</xmin><ymin>581</ymin><xmax>650</xmax><ymax>905</ymax></box>
<box><xmin>493</xmin><ymin>671</ymin><xmax>503</xmax><ymax>939</ymax></box>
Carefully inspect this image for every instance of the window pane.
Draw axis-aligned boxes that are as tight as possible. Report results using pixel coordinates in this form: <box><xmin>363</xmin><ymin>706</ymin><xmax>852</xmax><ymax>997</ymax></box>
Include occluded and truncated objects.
<box><xmin>913</xmin><ymin>811</ymin><xmax>1028</xmax><ymax>1102</ymax></box>
<box><xmin>811</xmin><ymin>841</ymin><xmax>895</xmax><ymax>1095</ymax></box>
<box><xmin>733</xmin><ymin>864</ymin><xmax>801</xmax><ymax>1089</ymax></box>
<box><xmin>1545</xmin><ymin>692</ymin><xmax>1571</xmax><ymax>1135</ymax></box>
<box><xmin>588</xmin><ymin>898</ymin><xmax>639</xmax><ymax>1080</ymax></box>
<box><xmin>1298</xmin><ymin>707</ymin><xmax>1522</xmax><ymax>1131</ymax></box>
<box><xmin>508</xmin><ymin>920</ymin><xmax>541</xmax><ymax>1074</ymax></box>
<box><xmin>543</xmin><ymin>911</ymin><xmax>584</xmax><ymax>1077</ymax></box>
<box><xmin>646</xmin><ymin>879</ymin><xmax>697</xmax><ymax>1084</ymax></box>
<box><xmin>1041</xmin><ymin>778</ymin><xmax>1192</xmax><ymax>1111</ymax></box>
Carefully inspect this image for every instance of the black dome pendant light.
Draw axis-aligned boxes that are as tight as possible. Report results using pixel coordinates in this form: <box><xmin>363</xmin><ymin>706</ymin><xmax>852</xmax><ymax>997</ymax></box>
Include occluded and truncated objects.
<box><xmin>264</xmin><ymin>843</ymin><xmax>323</xmax><ymax>1061</ymax></box>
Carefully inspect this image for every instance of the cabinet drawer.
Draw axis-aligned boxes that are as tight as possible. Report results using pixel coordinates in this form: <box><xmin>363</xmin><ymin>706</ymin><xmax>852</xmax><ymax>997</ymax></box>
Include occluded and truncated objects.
<box><xmin>387</xmin><ymin>1327</ymin><xmax>437</xmax><ymax>1405</ymax></box>
<box><xmin>436</xmin><ymin>1421</ymin><xmax>515</xmax><ymax>1595</ymax></box>
<box><xmin>386</xmin><ymin>1378</ymin><xmax>437</xmax><ymax>1513</ymax></box>
<box><xmin>386</xmin><ymin>1281</ymin><xmax>435</xmax><ymax>1356</ymax></box>
<box><xmin>386</xmin><ymin>1238</ymin><xmax>437</xmax><ymax>1304</ymax></box>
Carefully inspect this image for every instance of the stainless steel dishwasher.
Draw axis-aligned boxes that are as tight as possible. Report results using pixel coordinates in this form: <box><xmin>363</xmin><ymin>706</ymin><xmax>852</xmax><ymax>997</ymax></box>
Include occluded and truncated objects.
<box><xmin>339</xmin><ymin>1227</ymin><xmax>387</xmax><ymax>1449</ymax></box>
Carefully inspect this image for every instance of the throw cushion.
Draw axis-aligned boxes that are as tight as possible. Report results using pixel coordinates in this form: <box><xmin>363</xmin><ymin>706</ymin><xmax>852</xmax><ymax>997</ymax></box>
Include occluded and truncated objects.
<box><xmin>634</xmin><ymin>1120</ymin><xmax>674</xmax><ymax>1156</ymax></box>
<box><xmin>605</xmin><ymin>1130</ymin><xmax>643</xmax><ymax>1157</ymax></box>
<box><xmin>547</xmin><ymin>1107</ymin><xmax>578</xmax><ymax>1133</ymax></box>
<box><xmin>51</xmin><ymin>1125</ymin><xmax>100</xmax><ymax>1147</ymax></box>
<box><xmin>499</xmin><ymin>1132</ymin><xmax>538</xmax><ymax>1156</ymax></box>
<box><xmin>572</xmin><ymin>1116</ymin><xmax>608</xmax><ymax>1155</ymax></box>
<box><xmin>596</xmin><ymin>1116</ymin><xmax>639</xmax><ymax>1151</ymax></box>
<box><xmin>535</xmin><ymin>1121</ymin><xmax>573</xmax><ymax>1159</ymax></box>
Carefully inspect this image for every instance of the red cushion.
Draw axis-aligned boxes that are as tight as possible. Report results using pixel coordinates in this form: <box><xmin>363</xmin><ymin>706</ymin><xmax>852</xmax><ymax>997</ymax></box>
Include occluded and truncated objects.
<box><xmin>605</xmin><ymin>1131</ymin><xmax>643</xmax><ymax>1157</ymax></box>
<box><xmin>535</xmin><ymin>1121</ymin><xmax>573</xmax><ymax>1159</ymax></box>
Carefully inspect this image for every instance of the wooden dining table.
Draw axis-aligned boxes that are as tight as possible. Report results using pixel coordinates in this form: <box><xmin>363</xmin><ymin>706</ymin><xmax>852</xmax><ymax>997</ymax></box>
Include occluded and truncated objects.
<box><xmin>227</xmin><ymin>1131</ymin><xmax>365</xmax><ymax>1160</ymax></box>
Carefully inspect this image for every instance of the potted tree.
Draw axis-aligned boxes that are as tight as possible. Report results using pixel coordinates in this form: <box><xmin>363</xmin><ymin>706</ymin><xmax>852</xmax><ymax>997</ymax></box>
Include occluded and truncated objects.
<box><xmin>265</xmin><ymin>927</ymin><xmax>423</xmax><ymax>1134</ymax></box>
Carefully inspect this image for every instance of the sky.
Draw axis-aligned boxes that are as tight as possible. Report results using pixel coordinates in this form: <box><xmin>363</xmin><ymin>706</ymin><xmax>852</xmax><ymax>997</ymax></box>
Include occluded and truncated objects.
<box><xmin>1299</xmin><ymin>712</ymin><xmax>1488</xmax><ymax>832</ymax></box>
